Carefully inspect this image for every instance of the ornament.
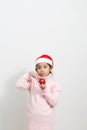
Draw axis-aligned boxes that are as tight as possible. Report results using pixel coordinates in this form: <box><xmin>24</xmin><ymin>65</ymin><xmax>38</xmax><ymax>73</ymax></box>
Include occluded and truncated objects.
<box><xmin>39</xmin><ymin>78</ymin><xmax>45</xmax><ymax>84</ymax></box>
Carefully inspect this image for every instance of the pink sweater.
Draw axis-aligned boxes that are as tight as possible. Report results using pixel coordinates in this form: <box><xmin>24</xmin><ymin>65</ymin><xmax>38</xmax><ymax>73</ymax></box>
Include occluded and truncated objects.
<box><xmin>16</xmin><ymin>72</ymin><xmax>61</xmax><ymax>122</ymax></box>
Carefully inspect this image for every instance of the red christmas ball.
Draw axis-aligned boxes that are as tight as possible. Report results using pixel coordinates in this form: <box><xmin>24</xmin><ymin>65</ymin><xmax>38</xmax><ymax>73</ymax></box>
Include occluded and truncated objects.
<box><xmin>39</xmin><ymin>78</ymin><xmax>46</xmax><ymax>84</ymax></box>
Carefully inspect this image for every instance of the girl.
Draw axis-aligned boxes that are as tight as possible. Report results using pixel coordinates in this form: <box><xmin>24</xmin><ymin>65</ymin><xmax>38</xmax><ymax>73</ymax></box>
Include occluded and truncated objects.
<box><xmin>16</xmin><ymin>54</ymin><xmax>61</xmax><ymax>130</ymax></box>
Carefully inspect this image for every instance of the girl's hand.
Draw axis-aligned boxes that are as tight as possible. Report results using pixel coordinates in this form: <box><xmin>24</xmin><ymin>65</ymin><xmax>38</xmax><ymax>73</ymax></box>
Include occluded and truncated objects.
<box><xmin>38</xmin><ymin>78</ymin><xmax>46</xmax><ymax>90</ymax></box>
<box><xmin>30</xmin><ymin>71</ymin><xmax>38</xmax><ymax>79</ymax></box>
<box><xmin>39</xmin><ymin>84</ymin><xmax>46</xmax><ymax>90</ymax></box>
<box><xmin>38</xmin><ymin>78</ymin><xmax>46</xmax><ymax>84</ymax></box>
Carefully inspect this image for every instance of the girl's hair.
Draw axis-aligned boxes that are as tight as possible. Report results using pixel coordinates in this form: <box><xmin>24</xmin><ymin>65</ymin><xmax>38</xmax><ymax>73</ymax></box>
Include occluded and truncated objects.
<box><xmin>48</xmin><ymin>64</ymin><xmax>53</xmax><ymax>74</ymax></box>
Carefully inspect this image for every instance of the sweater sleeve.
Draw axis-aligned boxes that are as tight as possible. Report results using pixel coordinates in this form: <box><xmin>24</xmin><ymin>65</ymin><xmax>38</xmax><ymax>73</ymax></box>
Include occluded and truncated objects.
<box><xmin>16</xmin><ymin>72</ymin><xmax>32</xmax><ymax>90</ymax></box>
<box><xmin>41</xmin><ymin>83</ymin><xmax>62</xmax><ymax>107</ymax></box>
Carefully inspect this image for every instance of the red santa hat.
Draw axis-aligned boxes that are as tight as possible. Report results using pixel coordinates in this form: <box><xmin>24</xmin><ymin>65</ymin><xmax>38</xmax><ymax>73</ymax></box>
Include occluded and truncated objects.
<box><xmin>35</xmin><ymin>54</ymin><xmax>53</xmax><ymax>67</ymax></box>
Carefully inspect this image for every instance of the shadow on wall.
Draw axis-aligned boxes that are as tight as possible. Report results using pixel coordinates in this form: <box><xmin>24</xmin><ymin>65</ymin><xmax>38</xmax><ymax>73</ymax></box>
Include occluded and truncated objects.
<box><xmin>0</xmin><ymin>72</ymin><xmax>27</xmax><ymax>130</ymax></box>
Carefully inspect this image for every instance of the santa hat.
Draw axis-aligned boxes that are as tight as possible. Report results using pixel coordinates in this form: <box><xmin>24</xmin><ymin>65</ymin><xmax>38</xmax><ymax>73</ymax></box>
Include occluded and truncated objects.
<box><xmin>35</xmin><ymin>54</ymin><xmax>53</xmax><ymax>67</ymax></box>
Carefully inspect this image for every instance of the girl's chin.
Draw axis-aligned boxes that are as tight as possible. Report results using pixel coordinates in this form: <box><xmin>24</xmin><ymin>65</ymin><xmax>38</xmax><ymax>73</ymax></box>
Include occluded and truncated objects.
<box><xmin>39</xmin><ymin>74</ymin><xmax>45</xmax><ymax>77</ymax></box>
<box><xmin>39</xmin><ymin>74</ymin><xmax>48</xmax><ymax>77</ymax></box>
<box><xmin>39</xmin><ymin>75</ymin><xmax>45</xmax><ymax>77</ymax></box>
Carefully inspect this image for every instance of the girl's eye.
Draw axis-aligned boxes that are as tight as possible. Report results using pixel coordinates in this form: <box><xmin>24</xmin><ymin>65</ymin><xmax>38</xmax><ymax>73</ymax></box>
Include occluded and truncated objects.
<box><xmin>36</xmin><ymin>65</ymin><xmax>48</xmax><ymax>69</ymax></box>
<box><xmin>37</xmin><ymin>67</ymin><xmax>41</xmax><ymax>69</ymax></box>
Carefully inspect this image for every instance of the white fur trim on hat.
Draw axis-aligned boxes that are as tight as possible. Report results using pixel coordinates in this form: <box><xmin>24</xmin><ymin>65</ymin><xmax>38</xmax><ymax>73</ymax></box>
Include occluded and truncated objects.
<box><xmin>35</xmin><ymin>58</ymin><xmax>53</xmax><ymax>66</ymax></box>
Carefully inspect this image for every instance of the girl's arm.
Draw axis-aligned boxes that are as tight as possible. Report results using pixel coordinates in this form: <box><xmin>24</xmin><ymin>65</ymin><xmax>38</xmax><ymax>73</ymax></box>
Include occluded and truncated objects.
<box><xmin>41</xmin><ymin>83</ymin><xmax>62</xmax><ymax>107</ymax></box>
<box><xmin>16</xmin><ymin>72</ymin><xmax>32</xmax><ymax>90</ymax></box>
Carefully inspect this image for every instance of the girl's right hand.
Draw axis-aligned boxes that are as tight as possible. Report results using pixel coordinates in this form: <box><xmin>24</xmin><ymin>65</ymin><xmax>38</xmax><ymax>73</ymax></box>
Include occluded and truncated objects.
<box><xmin>30</xmin><ymin>71</ymin><xmax>38</xmax><ymax>79</ymax></box>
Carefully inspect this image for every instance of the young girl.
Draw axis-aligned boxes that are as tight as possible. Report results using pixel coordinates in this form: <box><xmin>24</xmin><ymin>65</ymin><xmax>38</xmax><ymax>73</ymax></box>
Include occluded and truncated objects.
<box><xmin>16</xmin><ymin>54</ymin><xmax>61</xmax><ymax>130</ymax></box>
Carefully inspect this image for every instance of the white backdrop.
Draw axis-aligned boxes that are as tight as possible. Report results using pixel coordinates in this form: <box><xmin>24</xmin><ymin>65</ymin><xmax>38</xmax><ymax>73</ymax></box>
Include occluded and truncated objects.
<box><xmin>0</xmin><ymin>0</ymin><xmax>87</xmax><ymax>130</ymax></box>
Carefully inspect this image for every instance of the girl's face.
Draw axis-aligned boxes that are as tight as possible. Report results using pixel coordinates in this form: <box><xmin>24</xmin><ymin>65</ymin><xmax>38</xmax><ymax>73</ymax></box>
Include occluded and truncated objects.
<box><xmin>36</xmin><ymin>62</ymin><xmax>52</xmax><ymax>77</ymax></box>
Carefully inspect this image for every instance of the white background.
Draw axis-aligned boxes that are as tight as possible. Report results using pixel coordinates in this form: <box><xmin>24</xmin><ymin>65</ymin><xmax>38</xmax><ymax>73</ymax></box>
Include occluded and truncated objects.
<box><xmin>0</xmin><ymin>0</ymin><xmax>87</xmax><ymax>130</ymax></box>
